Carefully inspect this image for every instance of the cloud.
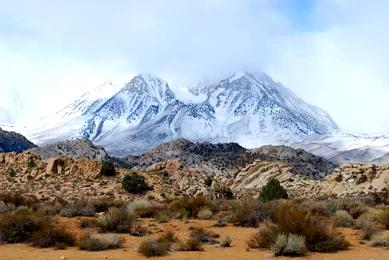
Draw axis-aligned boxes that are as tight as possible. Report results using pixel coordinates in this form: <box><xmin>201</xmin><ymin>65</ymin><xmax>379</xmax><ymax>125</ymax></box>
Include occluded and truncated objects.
<box><xmin>0</xmin><ymin>0</ymin><xmax>389</xmax><ymax>133</ymax></box>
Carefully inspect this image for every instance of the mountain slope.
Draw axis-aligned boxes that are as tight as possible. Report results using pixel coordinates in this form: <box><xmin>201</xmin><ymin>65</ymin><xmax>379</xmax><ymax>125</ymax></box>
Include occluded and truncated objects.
<box><xmin>292</xmin><ymin>134</ymin><xmax>389</xmax><ymax>164</ymax></box>
<box><xmin>0</xmin><ymin>128</ymin><xmax>37</xmax><ymax>152</ymax></box>
<box><xmin>28</xmin><ymin>72</ymin><xmax>340</xmax><ymax>156</ymax></box>
<box><xmin>201</xmin><ymin>72</ymin><xmax>339</xmax><ymax>146</ymax></box>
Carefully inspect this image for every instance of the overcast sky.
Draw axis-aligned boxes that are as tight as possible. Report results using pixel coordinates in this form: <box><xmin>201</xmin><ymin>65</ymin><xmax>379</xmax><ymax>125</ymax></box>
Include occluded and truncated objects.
<box><xmin>1</xmin><ymin>0</ymin><xmax>389</xmax><ymax>133</ymax></box>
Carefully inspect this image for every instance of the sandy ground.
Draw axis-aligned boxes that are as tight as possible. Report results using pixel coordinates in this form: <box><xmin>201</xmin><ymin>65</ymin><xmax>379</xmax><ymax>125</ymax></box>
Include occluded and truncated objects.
<box><xmin>0</xmin><ymin>218</ymin><xmax>388</xmax><ymax>260</ymax></box>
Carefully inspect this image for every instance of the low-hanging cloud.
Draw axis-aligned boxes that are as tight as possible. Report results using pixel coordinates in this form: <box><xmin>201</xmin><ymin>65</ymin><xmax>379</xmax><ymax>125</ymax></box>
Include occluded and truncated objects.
<box><xmin>0</xmin><ymin>0</ymin><xmax>389</xmax><ymax>133</ymax></box>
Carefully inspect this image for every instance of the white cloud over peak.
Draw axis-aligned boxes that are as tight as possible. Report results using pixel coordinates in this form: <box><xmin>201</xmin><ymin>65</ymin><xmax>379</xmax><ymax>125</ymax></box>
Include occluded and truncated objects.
<box><xmin>0</xmin><ymin>0</ymin><xmax>389</xmax><ymax>133</ymax></box>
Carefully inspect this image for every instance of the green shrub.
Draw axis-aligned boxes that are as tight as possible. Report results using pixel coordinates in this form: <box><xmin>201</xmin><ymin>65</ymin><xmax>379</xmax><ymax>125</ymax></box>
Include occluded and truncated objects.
<box><xmin>31</xmin><ymin>226</ymin><xmax>75</xmax><ymax>248</ymax></box>
<box><xmin>156</xmin><ymin>213</ymin><xmax>171</xmax><ymax>223</ymax></box>
<box><xmin>204</xmin><ymin>176</ymin><xmax>213</xmax><ymax>187</ymax></box>
<box><xmin>214</xmin><ymin>216</ymin><xmax>228</xmax><ymax>227</ymax></box>
<box><xmin>122</xmin><ymin>173</ymin><xmax>150</xmax><ymax>194</ymax></box>
<box><xmin>308</xmin><ymin>231</ymin><xmax>350</xmax><ymax>252</ymax></box>
<box><xmin>176</xmin><ymin>238</ymin><xmax>204</xmax><ymax>251</ymax></box>
<box><xmin>127</xmin><ymin>200</ymin><xmax>157</xmax><ymax>218</ymax></box>
<box><xmin>272</xmin><ymin>234</ymin><xmax>306</xmax><ymax>256</ymax></box>
<box><xmin>197</xmin><ymin>207</ymin><xmax>213</xmax><ymax>220</ymax></box>
<box><xmin>247</xmin><ymin>220</ymin><xmax>279</xmax><ymax>249</ymax></box>
<box><xmin>259</xmin><ymin>178</ymin><xmax>288</xmax><ymax>202</ymax></box>
<box><xmin>220</xmin><ymin>236</ymin><xmax>232</xmax><ymax>247</ymax></box>
<box><xmin>332</xmin><ymin>210</ymin><xmax>355</xmax><ymax>227</ymax></box>
<box><xmin>97</xmin><ymin>207</ymin><xmax>136</xmax><ymax>233</ymax></box>
<box><xmin>272</xmin><ymin>233</ymin><xmax>288</xmax><ymax>256</ymax></box>
<box><xmin>100</xmin><ymin>161</ymin><xmax>116</xmax><ymax>176</ymax></box>
<box><xmin>370</xmin><ymin>233</ymin><xmax>389</xmax><ymax>248</ymax></box>
<box><xmin>138</xmin><ymin>239</ymin><xmax>170</xmax><ymax>257</ymax></box>
<box><xmin>79</xmin><ymin>233</ymin><xmax>123</xmax><ymax>251</ymax></box>
<box><xmin>27</xmin><ymin>157</ymin><xmax>35</xmax><ymax>168</ymax></box>
<box><xmin>6</xmin><ymin>167</ymin><xmax>16</xmax><ymax>177</ymax></box>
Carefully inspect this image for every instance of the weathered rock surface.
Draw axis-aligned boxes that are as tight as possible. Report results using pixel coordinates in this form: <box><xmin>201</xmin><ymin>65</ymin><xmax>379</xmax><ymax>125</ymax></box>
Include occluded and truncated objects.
<box><xmin>126</xmin><ymin>139</ymin><xmax>337</xmax><ymax>180</ymax></box>
<box><xmin>28</xmin><ymin>138</ymin><xmax>108</xmax><ymax>161</ymax></box>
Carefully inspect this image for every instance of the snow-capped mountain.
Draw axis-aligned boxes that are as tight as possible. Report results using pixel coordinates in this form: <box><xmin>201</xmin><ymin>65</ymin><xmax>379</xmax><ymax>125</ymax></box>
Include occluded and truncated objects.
<box><xmin>28</xmin><ymin>72</ymin><xmax>340</xmax><ymax>156</ymax></box>
<box><xmin>202</xmin><ymin>72</ymin><xmax>339</xmax><ymax>146</ymax></box>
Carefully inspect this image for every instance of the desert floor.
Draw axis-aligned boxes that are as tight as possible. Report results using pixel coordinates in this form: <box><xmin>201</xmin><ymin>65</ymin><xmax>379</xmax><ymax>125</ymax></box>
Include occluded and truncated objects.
<box><xmin>0</xmin><ymin>218</ymin><xmax>388</xmax><ymax>260</ymax></box>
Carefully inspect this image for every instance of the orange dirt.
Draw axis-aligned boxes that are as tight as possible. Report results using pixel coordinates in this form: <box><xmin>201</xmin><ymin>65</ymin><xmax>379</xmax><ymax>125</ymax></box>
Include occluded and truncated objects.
<box><xmin>0</xmin><ymin>218</ymin><xmax>388</xmax><ymax>260</ymax></box>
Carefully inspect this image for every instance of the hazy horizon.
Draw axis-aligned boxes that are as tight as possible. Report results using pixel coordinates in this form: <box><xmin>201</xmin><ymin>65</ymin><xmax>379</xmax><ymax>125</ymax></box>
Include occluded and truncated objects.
<box><xmin>1</xmin><ymin>0</ymin><xmax>389</xmax><ymax>134</ymax></box>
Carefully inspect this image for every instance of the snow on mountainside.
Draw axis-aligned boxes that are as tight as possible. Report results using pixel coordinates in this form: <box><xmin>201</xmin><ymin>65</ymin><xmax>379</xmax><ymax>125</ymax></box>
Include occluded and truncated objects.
<box><xmin>292</xmin><ymin>133</ymin><xmax>389</xmax><ymax>164</ymax></box>
<box><xmin>27</xmin><ymin>72</ymin><xmax>340</xmax><ymax>156</ymax></box>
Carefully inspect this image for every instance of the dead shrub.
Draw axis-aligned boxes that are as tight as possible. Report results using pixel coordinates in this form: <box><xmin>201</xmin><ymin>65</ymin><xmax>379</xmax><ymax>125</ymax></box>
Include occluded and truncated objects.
<box><xmin>228</xmin><ymin>198</ymin><xmax>271</xmax><ymax>227</ymax></box>
<box><xmin>80</xmin><ymin>218</ymin><xmax>98</xmax><ymax>229</ymax></box>
<box><xmin>0</xmin><ymin>209</ymin><xmax>47</xmax><ymax>243</ymax></box>
<box><xmin>247</xmin><ymin>220</ymin><xmax>279</xmax><ymax>249</ymax></box>
<box><xmin>129</xmin><ymin>222</ymin><xmax>148</xmax><ymax>237</ymax></box>
<box><xmin>189</xmin><ymin>226</ymin><xmax>219</xmax><ymax>244</ymax></box>
<box><xmin>138</xmin><ymin>239</ymin><xmax>170</xmax><ymax>257</ymax></box>
<box><xmin>169</xmin><ymin>197</ymin><xmax>212</xmax><ymax>218</ymax></box>
<box><xmin>31</xmin><ymin>226</ymin><xmax>75</xmax><ymax>248</ymax></box>
<box><xmin>272</xmin><ymin>201</ymin><xmax>350</xmax><ymax>252</ymax></box>
<box><xmin>176</xmin><ymin>238</ymin><xmax>204</xmax><ymax>251</ymax></box>
<box><xmin>79</xmin><ymin>233</ymin><xmax>123</xmax><ymax>251</ymax></box>
<box><xmin>158</xmin><ymin>229</ymin><xmax>177</xmax><ymax>243</ymax></box>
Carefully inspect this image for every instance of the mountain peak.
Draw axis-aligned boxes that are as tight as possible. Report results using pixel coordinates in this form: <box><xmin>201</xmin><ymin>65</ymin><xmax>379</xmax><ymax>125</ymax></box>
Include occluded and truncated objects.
<box><xmin>122</xmin><ymin>73</ymin><xmax>175</xmax><ymax>103</ymax></box>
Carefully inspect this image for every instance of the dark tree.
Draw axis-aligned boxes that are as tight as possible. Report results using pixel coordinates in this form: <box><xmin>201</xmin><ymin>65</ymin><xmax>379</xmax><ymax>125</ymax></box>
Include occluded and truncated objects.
<box><xmin>122</xmin><ymin>173</ymin><xmax>150</xmax><ymax>194</ymax></box>
<box><xmin>204</xmin><ymin>176</ymin><xmax>213</xmax><ymax>187</ymax></box>
<box><xmin>259</xmin><ymin>178</ymin><xmax>288</xmax><ymax>202</ymax></box>
<box><xmin>100</xmin><ymin>161</ymin><xmax>116</xmax><ymax>176</ymax></box>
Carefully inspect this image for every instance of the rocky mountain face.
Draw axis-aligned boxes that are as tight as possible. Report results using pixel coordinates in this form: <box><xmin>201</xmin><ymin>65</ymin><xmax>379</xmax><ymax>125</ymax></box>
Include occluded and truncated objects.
<box><xmin>28</xmin><ymin>138</ymin><xmax>109</xmax><ymax>161</ymax></box>
<box><xmin>127</xmin><ymin>139</ymin><xmax>337</xmax><ymax>180</ymax></box>
<box><xmin>28</xmin><ymin>72</ymin><xmax>339</xmax><ymax>156</ymax></box>
<box><xmin>0</xmin><ymin>128</ymin><xmax>36</xmax><ymax>153</ymax></box>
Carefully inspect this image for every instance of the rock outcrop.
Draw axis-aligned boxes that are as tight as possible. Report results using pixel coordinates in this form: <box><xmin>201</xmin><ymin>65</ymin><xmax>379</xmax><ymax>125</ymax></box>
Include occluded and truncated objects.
<box><xmin>28</xmin><ymin>138</ymin><xmax>108</xmax><ymax>161</ymax></box>
<box><xmin>126</xmin><ymin>139</ymin><xmax>337</xmax><ymax>180</ymax></box>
